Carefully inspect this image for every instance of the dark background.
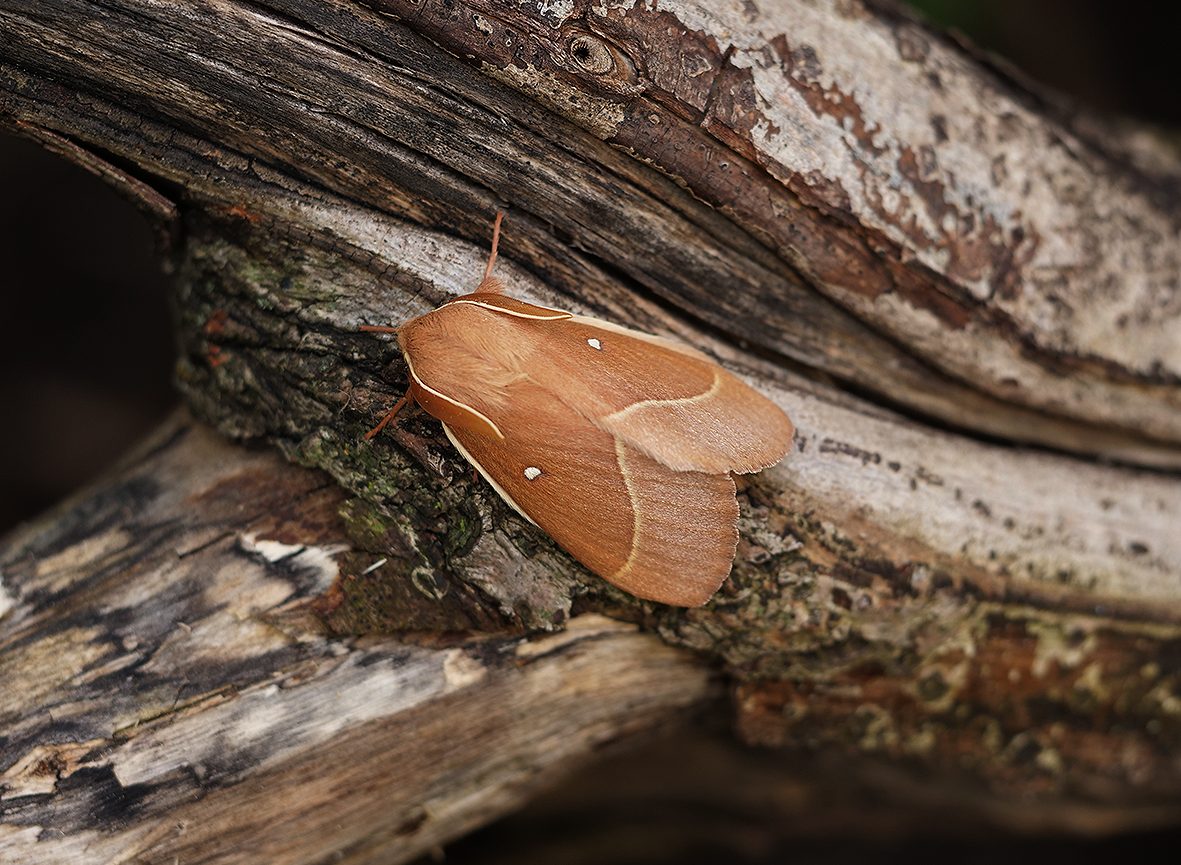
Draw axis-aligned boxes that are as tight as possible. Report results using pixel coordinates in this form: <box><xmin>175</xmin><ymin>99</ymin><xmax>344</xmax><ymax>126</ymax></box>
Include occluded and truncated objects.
<box><xmin>2</xmin><ymin>2</ymin><xmax>1180</xmax><ymax>862</ymax></box>
<box><xmin>0</xmin><ymin>137</ymin><xmax>174</xmax><ymax>530</ymax></box>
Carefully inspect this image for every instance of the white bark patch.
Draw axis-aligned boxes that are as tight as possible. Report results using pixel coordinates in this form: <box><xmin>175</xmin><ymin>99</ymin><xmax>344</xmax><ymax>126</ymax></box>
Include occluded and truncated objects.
<box><xmin>515</xmin><ymin>614</ymin><xmax>637</xmax><ymax>659</ymax></box>
<box><xmin>777</xmin><ymin>385</ymin><xmax>1181</xmax><ymax>611</ymax></box>
<box><xmin>110</xmin><ymin>646</ymin><xmax>470</xmax><ymax>788</ymax></box>
<box><xmin>1</xmin><ymin>741</ymin><xmax>107</xmax><ymax>798</ymax></box>
<box><xmin>537</xmin><ymin>0</ymin><xmax>576</xmax><ymax>23</ymax></box>
<box><xmin>443</xmin><ymin>648</ymin><xmax>488</xmax><ymax>688</ymax></box>
<box><xmin>0</xmin><ymin>571</ymin><xmax>15</xmax><ymax>620</ymax></box>
<box><xmin>238</xmin><ymin>532</ymin><xmax>346</xmax><ymax>593</ymax></box>
<box><xmin>34</xmin><ymin>528</ymin><xmax>130</xmax><ymax>589</ymax></box>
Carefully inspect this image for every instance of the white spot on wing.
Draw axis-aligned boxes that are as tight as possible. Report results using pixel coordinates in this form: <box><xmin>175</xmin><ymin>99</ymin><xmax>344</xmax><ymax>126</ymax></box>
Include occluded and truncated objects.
<box><xmin>587</xmin><ymin>338</ymin><xmax>602</xmax><ymax>350</ymax></box>
<box><xmin>524</xmin><ymin>466</ymin><xmax>542</xmax><ymax>480</ymax></box>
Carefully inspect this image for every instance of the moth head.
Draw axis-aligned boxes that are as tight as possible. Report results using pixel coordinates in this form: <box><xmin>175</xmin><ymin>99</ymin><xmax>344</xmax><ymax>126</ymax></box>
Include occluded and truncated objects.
<box><xmin>474</xmin><ymin>275</ymin><xmax>506</xmax><ymax>295</ymax></box>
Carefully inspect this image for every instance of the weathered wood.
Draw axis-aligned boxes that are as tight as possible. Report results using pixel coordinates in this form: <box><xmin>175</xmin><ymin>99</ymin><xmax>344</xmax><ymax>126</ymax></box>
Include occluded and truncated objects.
<box><xmin>0</xmin><ymin>415</ymin><xmax>715</xmax><ymax>863</ymax></box>
<box><xmin>2</xmin><ymin>0</ymin><xmax>1181</xmax><ymax>858</ymax></box>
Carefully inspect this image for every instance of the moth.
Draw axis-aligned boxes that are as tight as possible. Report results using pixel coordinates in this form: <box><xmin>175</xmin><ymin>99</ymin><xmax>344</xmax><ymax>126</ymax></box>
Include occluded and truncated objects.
<box><xmin>362</xmin><ymin>214</ymin><xmax>794</xmax><ymax>606</ymax></box>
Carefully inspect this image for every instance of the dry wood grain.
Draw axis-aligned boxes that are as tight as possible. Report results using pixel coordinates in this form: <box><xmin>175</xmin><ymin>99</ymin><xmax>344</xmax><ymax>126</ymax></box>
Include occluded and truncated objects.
<box><xmin>0</xmin><ymin>416</ymin><xmax>714</xmax><ymax>864</ymax></box>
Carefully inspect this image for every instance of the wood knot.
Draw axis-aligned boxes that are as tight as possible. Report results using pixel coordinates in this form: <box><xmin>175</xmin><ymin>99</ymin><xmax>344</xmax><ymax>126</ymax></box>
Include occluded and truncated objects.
<box><xmin>568</xmin><ymin>34</ymin><xmax>614</xmax><ymax>74</ymax></box>
<box><xmin>555</xmin><ymin>28</ymin><xmax>642</xmax><ymax>95</ymax></box>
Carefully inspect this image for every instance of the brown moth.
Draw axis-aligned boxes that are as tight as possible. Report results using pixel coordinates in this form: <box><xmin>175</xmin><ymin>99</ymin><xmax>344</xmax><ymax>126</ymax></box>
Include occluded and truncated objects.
<box><xmin>362</xmin><ymin>213</ymin><xmax>794</xmax><ymax>606</ymax></box>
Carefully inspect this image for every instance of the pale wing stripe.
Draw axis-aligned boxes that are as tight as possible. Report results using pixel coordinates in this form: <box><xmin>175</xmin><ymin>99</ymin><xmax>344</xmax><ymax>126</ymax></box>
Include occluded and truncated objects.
<box><xmin>447</xmin><ymin>299</ymin><xmax>572</xmax><ymax>320</ymax></box>
<box><xmin>603</xmin><ymin>371</ymin><xmax>722</xmax><ymax>424</ymax></box>
<box><xmin>442</xmin><ymin>424</ymin><xmax>538</xmax><ymax>527</ymax></box>
<box><xmin>610</xmin><ymin>438</ymin><xmax>643</xmax><ymax>584</ymax></box>
<box><xmin>404</xmin><ymin>352</ymin><xmax>505</xmax><ymax>440</ymax></box>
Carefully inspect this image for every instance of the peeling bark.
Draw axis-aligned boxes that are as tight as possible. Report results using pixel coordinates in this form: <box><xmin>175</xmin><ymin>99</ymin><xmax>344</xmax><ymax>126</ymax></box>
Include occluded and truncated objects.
<box><xmin>2</xmin><ymin>0</ymin><xmax>1181</xmax><ymax>860</ymax></box>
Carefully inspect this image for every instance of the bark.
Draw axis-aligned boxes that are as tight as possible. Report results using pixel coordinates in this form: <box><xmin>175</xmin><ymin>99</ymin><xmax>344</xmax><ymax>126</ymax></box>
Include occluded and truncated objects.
<box><xmin>0</xmin><ymin>415</ymin><xmax>715</xmax><ymax>863</ymax></box>
<box><xmin>2</xmin><ymin>0</ymin><xmax>1181</xmax><ymax>860</ymax></box>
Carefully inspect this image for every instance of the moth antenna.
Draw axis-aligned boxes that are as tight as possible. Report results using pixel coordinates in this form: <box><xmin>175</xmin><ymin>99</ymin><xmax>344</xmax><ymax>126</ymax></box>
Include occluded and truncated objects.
<box><xmin>484</xmin><ymin>211</ymin><xmax>504</xmax><ymax>281</ymax></box>
<box><xmin>476</xmin><ymin>211</ymin><xmax>506</xmax><ymax>293</ymax></box>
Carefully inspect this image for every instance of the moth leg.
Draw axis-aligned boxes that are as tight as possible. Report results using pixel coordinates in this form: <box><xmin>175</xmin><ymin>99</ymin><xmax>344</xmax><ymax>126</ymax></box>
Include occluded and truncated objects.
<box><xmin>365</xmin><ymin>390</ymin><xmax>414</xmax><ymax>440</ymax></box>
<box><xmin>359</xmin><ymin>325</ymin><xmax>399</xmax><ymax>334</ymax></box>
